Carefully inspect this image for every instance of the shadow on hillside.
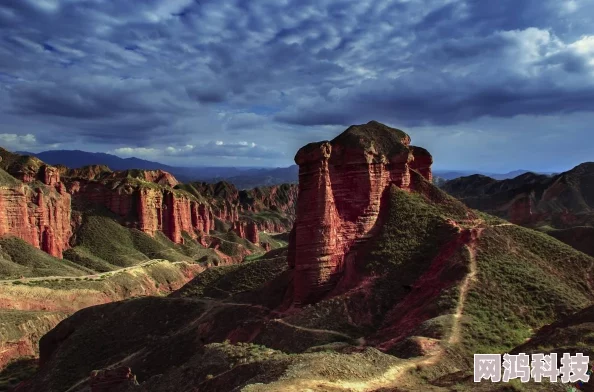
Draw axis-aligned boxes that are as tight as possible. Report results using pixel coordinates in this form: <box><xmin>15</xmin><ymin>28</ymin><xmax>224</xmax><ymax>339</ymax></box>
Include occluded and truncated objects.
<box><xmin>0</xmin><ymin>357</ymin><xmax>37</xmax><ymax>392</ymax></box>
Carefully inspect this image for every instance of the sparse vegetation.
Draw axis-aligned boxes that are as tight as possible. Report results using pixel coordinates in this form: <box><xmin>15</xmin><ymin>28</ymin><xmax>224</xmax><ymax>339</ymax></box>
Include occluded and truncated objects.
<box><xmin>366</xmin><ymin>184</ymin><xmax>462</xmax><ymax>275</ymax></box>
<box><xmin>0</xmin><ymin>237</ymin><xmax>92</xmax><ymax>279</ymax></box>
<box><xmin>462</xmin><ymin>225</ymin><xmax>594</xmax><ymax>354</ymax></box>
<box><xmin>175</xmin><ymin>252</ymin><xmax>287</xmax><ymax>299</ymax></box>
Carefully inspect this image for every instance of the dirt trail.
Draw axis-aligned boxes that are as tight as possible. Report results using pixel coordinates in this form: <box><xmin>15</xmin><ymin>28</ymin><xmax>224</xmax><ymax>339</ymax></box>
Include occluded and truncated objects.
<box><xmin>272</xmin><ymin>318</ymin><xmax>355</xmax><ymax>341</ymax></box>
<box><xmin>449</xmin><ymin>228</ymin><xmax>482</xmax><ymax>345</ymax></box>
<box><xmin>0</xmin><ymin>259</ymin><xmax>173</xmax><ymax>285</ymax></box>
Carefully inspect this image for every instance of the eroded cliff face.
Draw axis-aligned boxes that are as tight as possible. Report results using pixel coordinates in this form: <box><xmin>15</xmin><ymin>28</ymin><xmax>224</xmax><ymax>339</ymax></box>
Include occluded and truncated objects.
<box><xmin>409</xmin><ymin>146</ymin><xmax>433</xmax><ymax>183</ymax></box>
<box><xmin>67</xmin><ymin>179</ymin><xmax>212</xmax><ymax>244</ymax></box>
<box><xmin>288</xmin><ymin>121</ymin><xmax>433</xmax><ymax>305</ymax></box>
<box><xmin>65</xmin><ymin>175</ymin><xmax>298</xmax><ymax>247</ymax></box>
<box><xmin>179</xmin><ymin>181</ymin><xmax>298</xmax><ymax>233</ymax></box>
<box><xmin>0</xmin><ymin>147</ymin><xmax>298</xmax><ymax>258</ymax></box>
<box><xmin>239</xmin><ymin>184</ymin><xmax>298</xmax><ymax>217</ymax></box>
<box><xmin>0</xmin><ymin>158</ymin><xmax>72</xmax><ymax>258</ymax></box>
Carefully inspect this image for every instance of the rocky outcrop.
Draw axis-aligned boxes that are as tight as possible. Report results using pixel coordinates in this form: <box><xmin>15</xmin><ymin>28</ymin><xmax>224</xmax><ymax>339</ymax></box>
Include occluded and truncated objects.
<box><xmin>65</xmin><ymin>174</ymin><xmax>296</xmax><ymax>246</ymax></box>
<box><xmin>107</xmin><ymin>169</ymin><xmax>179</xmax><ymax>187</ymax></box>
<box><xmin>409</xmin><ymin>146</ymin><xmax>433</xmax><ymax>183</ymax></box>
<box><xmin>246</xmin><ymin>222</ymin><xmax>259</xmax><ymax>245</ymax></box>
<box><xmin>287</xmin><ymin>121</ymin><xmax>433</xmax><ymax>305</ymax></box>
<box><xmin>39</xmin><ymin>165</ymin><xmax>61</xmax><ymax>186</ymax></box>
<box><xmin>59</xmin><ymin>164</ymin><xmax>111</xmax><ymax>181</ymax></box>
<box><xmin>192</xmin><ymin>202</ymin><xmax>211</xmax><ymax>234</ymax></box>
<box><xmin>231</xmin><ymin>221</ymin><xmax>245</xmax><ymax>239</ymax></box>
<box><xmin>0</xmin><ymin>150</ymin><xmax>72</xmax><ymax>258</ymax></box>
<box><xmin>137</xmin><ymin>187</ymin><xmax>165</xmax><ymax>236</ymax></box>
<box><xmin>67</xmin><ymin>177</ymin><xmax>213</xmax><ymax>244</ymax></box>
<box><xmin>0</xmin><ymin>177</ymin><xmax>72</xmax><ymax>258</ymax></box>
<box><xmin>231</xmin><ymin>221</ymin><xmax>259</xmax><ymax>244</ymax></box>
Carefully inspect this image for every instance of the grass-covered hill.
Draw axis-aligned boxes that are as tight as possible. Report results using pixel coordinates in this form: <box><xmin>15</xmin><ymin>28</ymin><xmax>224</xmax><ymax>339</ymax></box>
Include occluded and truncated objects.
<box><xmin>442</xmin><ymin>162</ymin><xmax>594</xmax><ymax>257</ymax></box>
<box><xmin>17</xmin><ymin>172</ymin><xmax>594</xmax><ymax>392</ymax></box>
<box><xmin>0</xmin><ymin>237</ymin><xmax>93</xmax><ymax>279</ymax></box>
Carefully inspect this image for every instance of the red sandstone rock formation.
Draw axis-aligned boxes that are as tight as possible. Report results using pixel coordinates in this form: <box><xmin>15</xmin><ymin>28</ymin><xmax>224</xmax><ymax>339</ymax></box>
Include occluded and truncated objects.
<box><xmin>213</xmin><ymin>200</ymin><xmax>239</xmax><ymax>223</ymax></box>
<box><xmin>409</xmin><ymin>146</ymin><xmax>433</xmax><ymax>183</ymax></box>
<box><xmin>443</xmin><ymin>163</ymin><xmax>594</xmax><ymax>231</ymax></box>
<box><xmin>68</xmin><ymin>177</ymin><xmax>213</xmax><ymax>244</ymax></box>
<box><xmin>192</xmin><ymin>202</ymin><xmax>211</xmax><ymax>233</ymax></box>
<box><xmin>239</xmin><ymin>184</ymin><xmax>298</xmax><ymax>218</ymax></box>
<box><xmin>90</xmin><ymin>367</ymin><xmax>139</xmax><ymax>392</ymax></box>
<box><xmin>61</xmin><ymin>164</ymin><xmax>111</xmax><ymax>181</ymax></box>
<box><xmin>39</xmin><ymin>165</ymin><xmax>61</xmax><ymax>186</ymax></box>
<box><xmin>287</xmin><ymin>121</ymin><xmax>433</xmax><ymax>305</ymax></box>
<box><xmin>1</xmin><ymin>148</ymin><xmax>296</xmax><ymax>258</ymax></box>
<box><xmin>185</xmin><ymin>181</ymin><xmax>297</xmax><ymax>233</ymax></box>
<box><xmin>232</xmin><ymin>221</ymin><xmax>246</xmax><ymax>238</ymax></box>
<box><xmin>246</xmin><ymin>221</ymin><xmax>259</xmax><ymax>244</ymax></box>
<box><xmin>137</xmin><ymin>187</ymin><xmax>164</xmax><ymax>236</ymax></box>
<box><xmin>0</xmin><ymin>181</ymin><xmax>72</xmax><ymax>258</ymax></box>
<box><xmin>106</xmin><ymin>169</ymin><xmax>179</xmax><ymax>187</ymax></box>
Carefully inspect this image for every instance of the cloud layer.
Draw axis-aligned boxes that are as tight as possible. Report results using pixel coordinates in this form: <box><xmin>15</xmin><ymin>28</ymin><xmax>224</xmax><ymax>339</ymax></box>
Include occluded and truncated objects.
<box><xmin>0</xmin><ymin>0</ymin><xmax>593</xmax><ymax>169</ymax></box>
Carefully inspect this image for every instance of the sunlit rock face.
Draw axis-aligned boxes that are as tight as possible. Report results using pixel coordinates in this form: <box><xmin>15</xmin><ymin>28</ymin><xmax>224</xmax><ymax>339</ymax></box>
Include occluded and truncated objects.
<box><xmin>0</xmin><ymin>146</ymin><xmax>297</xmax><ymax>258</ymax></box>
<box><xmin>0</xmin><ymin>183</ymin><xmax>72</xmax><ymax>258</ymax></box>
<box><xmin>288</xmin><ymin>121</ymin><xmax>433</xmax><ymax>305</ymax></box>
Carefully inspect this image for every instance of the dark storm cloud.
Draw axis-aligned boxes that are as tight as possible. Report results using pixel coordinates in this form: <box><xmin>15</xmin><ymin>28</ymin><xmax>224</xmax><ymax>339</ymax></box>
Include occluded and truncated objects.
<box><xmin>10</xmin><ymin>79</ymin><xmax>171</xmax><ymax>119</ymax></box>
<box><xmin>186</xmin><ymin>85</ymin><xmax>228</xmax><ymax>104</ymax></box>
<box><xmin>275</xmin><ymin>66</ymin><xmax>594</xmax><ymax>127</ymax></box>
<box><xmin>0</xmin><ymin>0</ymin><xmax>593</xmax><ymax>166</ymax></box>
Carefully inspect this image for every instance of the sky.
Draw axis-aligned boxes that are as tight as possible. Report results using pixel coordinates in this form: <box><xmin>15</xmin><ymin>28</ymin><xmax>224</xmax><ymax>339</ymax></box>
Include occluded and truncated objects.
<box><xmin>0</xmin><ymin>0</ymin><xmax>593</xmax><ymax>171</ymax></box>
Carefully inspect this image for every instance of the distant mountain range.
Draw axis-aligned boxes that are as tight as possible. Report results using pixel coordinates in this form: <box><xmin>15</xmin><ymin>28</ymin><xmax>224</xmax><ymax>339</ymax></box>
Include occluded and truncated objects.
<box><xmin>18</xmin><ymin>149</ymin><xmax>552</xmax><ymax>188</ymax></box>
<box><xmin>433</xmin><ymin>169</ymin><xmax>554</xmax><ymax>180</ymax></box>
<box><xmin>18</xmin><ymin>149</ymin><xmax>298</xmax><ymax>188</ymax></box>
<box><xmin>441</xmin><ymin>162</ymin><xmax>594</xmax><ymax>256</ymax></box>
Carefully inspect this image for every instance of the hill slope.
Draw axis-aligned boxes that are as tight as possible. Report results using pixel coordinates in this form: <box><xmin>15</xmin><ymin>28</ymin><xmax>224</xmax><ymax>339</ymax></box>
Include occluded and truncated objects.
<box><xmin>442</xmin><ymin>163</ymin><xmax>594</xmax><ymax>256</ymax></box>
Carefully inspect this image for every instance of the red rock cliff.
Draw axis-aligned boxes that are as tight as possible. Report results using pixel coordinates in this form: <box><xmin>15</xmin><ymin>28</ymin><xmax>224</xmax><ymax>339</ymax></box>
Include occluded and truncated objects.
<box><xmin>178</xmin><ymin>181</ymin><xmax>298</xmax><ymax>237</ymax></box>
<box><xmin>1</xmin><ymin>147</ymin><xmax>297</xmax><ymax>257</ymax></box>
<box><xmin>409</xmin><ymin>146</ymin><xmax>433</xmax><ymax>183</ymax></box>
<box><xmin>288</xmin><ymin>121</ymin><xmax>433</xmax><ymax>305</ymax></box>
<box><xmin>68</xmin><ymin>177</ymin><xmax>213</xmax><ymax>244</ymax></box>
<box><xmin>246</xmin><ymin>222</ymin><xmax>259</xmax><ymax>245</ymax></box>
<box><xmin>0</xmin><ymin>174</ymin><xmax>72</xmax><ymax>258</ymax></box>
